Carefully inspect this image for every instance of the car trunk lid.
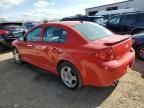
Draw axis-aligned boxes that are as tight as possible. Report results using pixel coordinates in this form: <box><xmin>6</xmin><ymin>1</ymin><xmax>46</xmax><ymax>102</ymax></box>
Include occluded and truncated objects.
<box><xmin>86</xmin><ymin>35</ymin><xmax>132</xmax><ymax>60</ymax></box>
<box><xmin>101</xmin><ymin>35</ymin><xmax>132</xmax><ymax>59</ymax></box>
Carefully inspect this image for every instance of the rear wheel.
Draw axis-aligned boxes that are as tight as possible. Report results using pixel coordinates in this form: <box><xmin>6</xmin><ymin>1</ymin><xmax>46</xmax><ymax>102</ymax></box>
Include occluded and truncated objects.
<box><xmin>59</xmin><ymin>62</ymin><xmax>82</xmax><ymax>90</ymax></box>
<box><xmin>13</xmin><ymin>48</ymin><xmax>22</xmax><ymax>64</ymax></box>
<box><xmin>0</xmin><ymin>45</ymin><xmax>5</xmax><ymax>51</ymax></box>
<box><xmin>137</xmin><ymin>45</ymin><xmax>144</xmax><ymax>60</ymax></box>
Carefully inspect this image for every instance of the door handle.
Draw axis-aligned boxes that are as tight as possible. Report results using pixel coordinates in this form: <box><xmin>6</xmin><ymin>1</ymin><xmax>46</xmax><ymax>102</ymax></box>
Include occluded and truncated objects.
<box><xmin>51</xmin><ymin>48</ymin><xmax>59</xmax><ymax>52</ymax></box>
<box><xmin>51</xmin><ymin>47</ymin><xmax>57</xmax><ymax>51</ymax></box>
<box><xmin>51</xmin><ymin>48</ymin><xmax>62</xmax><ymax>54</ymax></box>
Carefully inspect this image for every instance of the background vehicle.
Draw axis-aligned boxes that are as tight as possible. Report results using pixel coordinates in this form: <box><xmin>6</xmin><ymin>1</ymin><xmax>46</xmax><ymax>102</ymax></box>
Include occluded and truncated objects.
<box><xmin>60</xmin><ymin>15</ymin><xmax>104</xmax><ymax>25</ymax></box>
<box><xmin>0</xmin><ymin>22</ymin><xmax>25</xmax><ymax>38</ymax></box>
<box><xmin>132</xmin><ymin>33</ymin><xmax>144</xmax><ymax>60</ymax></box>
<box><xmin>96</xmin><ymin>8</ymin><xmax>137</xmax><ymax>25</ymax></box>
<box><xmin>0</xmin><ymin>30</ymin><xmax>9</xmax><ymax>51</ymax></box>
<box><xmin>0</xmin><ymin>22</ymin><xmax>37</xmax><ymax>51</ymax></box>
<box><xmin>106</xmin><ymin>12</ymin><xmax>144</xmax><ymax>35</ymax></box>
<box><xmin>0</xmin><ymin>22</ymin><xmax>38</xmax><ymax>36</ymax></box>
<box><xmin>12</xmin><ymin>21</ymin><xmax>135</xmax><ymax>90</ymax></box>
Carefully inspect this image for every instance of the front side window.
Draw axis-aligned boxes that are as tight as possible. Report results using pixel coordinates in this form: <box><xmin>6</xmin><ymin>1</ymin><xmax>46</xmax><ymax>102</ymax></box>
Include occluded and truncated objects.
<box><xmin>43</xmin><ymin>27</ymin><xmax>67</xmax><ymax>43</ymax></box>
<box><xmin>108</xmin><ymin>15</ymin><xmax>121</xmax><ymax>25</ymax></box>
<box><xmin>26</xmin><ymin>27</ymin><xmax>42</xmax><ymax>41</ymax></box>
<box><xmin>74</xmin><ymin>23</ymin><xmax>113</xmax><ymax>41</ymax></box>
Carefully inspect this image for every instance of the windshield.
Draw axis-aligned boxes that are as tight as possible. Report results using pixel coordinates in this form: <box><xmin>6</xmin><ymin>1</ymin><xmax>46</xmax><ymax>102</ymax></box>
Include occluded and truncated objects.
<box><xmin>25</xmin><ymin>24</ymin><xmax>35</xmax><ymax>29</ymax></box>
<box><xmin>74</xmin><ymin>23</ymin><xmax>113</xmax><ymax>41</ymax></box>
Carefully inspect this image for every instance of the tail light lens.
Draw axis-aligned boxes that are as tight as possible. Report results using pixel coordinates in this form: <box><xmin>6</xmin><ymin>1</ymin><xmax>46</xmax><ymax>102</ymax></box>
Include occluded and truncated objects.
<box><xmin>96</xmin><ymin>48</ymin><xmax>114</xmax><ymax>61</ymax></box>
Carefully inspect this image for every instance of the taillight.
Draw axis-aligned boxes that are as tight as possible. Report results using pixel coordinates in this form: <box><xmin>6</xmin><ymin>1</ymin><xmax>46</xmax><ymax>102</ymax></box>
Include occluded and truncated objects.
<box><xmin>6</xmin><ymin>31</ymin><xmax>9</xmax><ymax>34</ymax></box>
<box><xmin>96</xmin><ymin>48</ymin><xmax>114</xmax><ymax>61</ymax></box>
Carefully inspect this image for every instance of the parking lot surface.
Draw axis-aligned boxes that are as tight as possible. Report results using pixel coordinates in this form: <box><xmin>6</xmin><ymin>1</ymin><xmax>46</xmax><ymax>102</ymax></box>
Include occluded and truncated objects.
<box><xmin>0</xmin><ymin>51</ymin><xmax>144</xmax><ymax>108</ymax></box>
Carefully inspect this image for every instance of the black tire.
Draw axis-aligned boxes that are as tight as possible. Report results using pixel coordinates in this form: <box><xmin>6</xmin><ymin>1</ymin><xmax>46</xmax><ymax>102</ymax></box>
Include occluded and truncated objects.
<box><xmin>137</xmin><ymin>45</ymin><xmax>144</xmax><ymax>60</ymax></box>
<box><xmin>13</xmin><ymin>48</ymin><xmax>22</xmax><ymax>64</ymax></box>
<box><xmin>59</xmin><ymin>62</ymin><xmax>82</xmax><ymax>90</ymax></box>
<box><xmin>132</xmin><ymin>29</ymin><xmax>144</xmax><ymax>35</ymax></box>
<box><xmin>0</xmin><ymin>45</ymin><xmax>5</xmax><ymax>51</ymax></box>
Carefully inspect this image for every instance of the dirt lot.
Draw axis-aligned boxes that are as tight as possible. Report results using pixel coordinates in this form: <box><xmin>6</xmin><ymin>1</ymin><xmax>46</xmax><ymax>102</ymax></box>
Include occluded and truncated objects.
<box><xmin>0</xmin><ymin>51</ymin><xmax>144</xmax><ymax>108</ymax></box>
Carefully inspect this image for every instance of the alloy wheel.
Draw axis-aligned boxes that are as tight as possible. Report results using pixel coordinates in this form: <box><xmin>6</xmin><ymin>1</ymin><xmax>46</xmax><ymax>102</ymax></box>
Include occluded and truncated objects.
<box><xmin>139</xmin><ymin>47</ymin><xmax>144</xmax><ymax>59</ymax></box>
<box><xmin>60</xmin><ymin>66</ymin><xmax>78</xmax><ymax>88</ymax></box>
<box><xmin>13</xmin><ymin>48</ymin><xmax>21</xmax><ymax>63</ymax></box>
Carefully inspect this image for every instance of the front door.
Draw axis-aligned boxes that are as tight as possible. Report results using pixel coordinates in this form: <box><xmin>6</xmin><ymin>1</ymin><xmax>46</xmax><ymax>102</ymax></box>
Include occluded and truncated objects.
<box><xmin>22</xmin><ymin>27</ymin><xmax>42</xmax><ymax>63</ymax></box>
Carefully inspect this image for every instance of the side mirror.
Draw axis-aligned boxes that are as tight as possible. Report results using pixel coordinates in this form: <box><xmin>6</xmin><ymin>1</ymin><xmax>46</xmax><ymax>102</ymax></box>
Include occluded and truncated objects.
<box><xmin>19</xmin><ymin>36</ymin><xmax>24</xmax><ymax>41</ymax></box>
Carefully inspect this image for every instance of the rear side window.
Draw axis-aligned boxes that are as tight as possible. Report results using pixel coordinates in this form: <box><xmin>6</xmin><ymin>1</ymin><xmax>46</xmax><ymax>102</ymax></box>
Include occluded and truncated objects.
<box><xmin>122</xmin><ymin>14</ymin><xmax>136</xmax><ymax>24</ymax></box>
<box><xmin>74</xmin><ymin>23</ymin><xmax>113</xmax><ymax>41</ymax></box>
<box><xmin>43</xmin><ymin>27</ymin><xmax>67</xmax><ymax>43</ymax></box>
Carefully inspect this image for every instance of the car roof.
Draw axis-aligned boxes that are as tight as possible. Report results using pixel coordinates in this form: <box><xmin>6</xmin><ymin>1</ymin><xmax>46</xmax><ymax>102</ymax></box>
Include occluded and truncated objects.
<box><xmin>62</xmin><ymin>15</ymin><xmax>103</xmax><ymax>19</ymax></box>
<box><xmin>42</xmin><ymin>21</ymin><xmax>88</xmax><ymax>27</ymax></box>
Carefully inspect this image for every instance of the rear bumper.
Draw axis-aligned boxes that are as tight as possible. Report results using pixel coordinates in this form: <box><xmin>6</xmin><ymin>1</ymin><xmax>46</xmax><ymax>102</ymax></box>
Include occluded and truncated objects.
<box><xmin>101</xmin><ymin>49</ymin><xmax>135</xmax><ymax>86</ymax></box>
<box><xmin>82</xmin><ymin>49</ymin><xmax>135</xmax><ymax>87</ymax></box>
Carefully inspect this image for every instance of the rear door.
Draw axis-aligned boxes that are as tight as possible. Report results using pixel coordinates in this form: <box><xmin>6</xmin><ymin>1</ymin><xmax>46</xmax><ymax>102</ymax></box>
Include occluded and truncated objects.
<box><xmin>36</xmin><ymin>25</ymin><xmax>68</xmax><ymax>72</ymax></box>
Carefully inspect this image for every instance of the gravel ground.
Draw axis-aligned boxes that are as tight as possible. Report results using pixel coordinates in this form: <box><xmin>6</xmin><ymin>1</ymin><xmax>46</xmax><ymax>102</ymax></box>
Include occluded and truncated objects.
<box><xmin>0</xmin><ymin>51</ymin><xmax>144</xmax><ymax>108</ymax></box>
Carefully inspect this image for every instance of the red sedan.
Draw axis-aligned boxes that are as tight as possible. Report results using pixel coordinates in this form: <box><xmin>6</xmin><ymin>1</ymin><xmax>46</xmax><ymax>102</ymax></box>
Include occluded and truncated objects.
<box><xmin>12</xmin><ymin>21</ymin><xmax>135</xmax><ymax>90</ymax></box>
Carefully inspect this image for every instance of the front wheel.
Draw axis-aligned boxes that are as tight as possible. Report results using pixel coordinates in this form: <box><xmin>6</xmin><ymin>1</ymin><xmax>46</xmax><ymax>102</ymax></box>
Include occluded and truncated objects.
<box><xmin>13</xmin><ymin>48</ymin><xmax>22</xmax><ymax>64</ymax></box>
<box><xmin>0</xmin><ymin>45</ymin><xmax>5</xmax><ymax>51</ymax></box>
<box><xmin>59</xmin><ymin>62</ymin><xmax>82</xmax><ymax>90</ymax></box>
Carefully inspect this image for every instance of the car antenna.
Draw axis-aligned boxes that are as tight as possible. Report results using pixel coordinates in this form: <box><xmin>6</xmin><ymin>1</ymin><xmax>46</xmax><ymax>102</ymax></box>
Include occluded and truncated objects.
<box><xmin>76</xmin><ymin>14</ymin><xmax>83</xmax><ymax>23</ymax></box>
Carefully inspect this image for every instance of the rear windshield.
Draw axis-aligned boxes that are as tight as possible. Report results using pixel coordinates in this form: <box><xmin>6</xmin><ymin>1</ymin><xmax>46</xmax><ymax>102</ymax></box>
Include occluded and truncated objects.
<box><xmin>74</xmin><ymin>23</ymin><xmax>113</xmax><ymax>41</ymax></box>
<box><xmin>0</xmin><ymin>24</ymin><xmax>23</xmax><ymax>30</ymax></box>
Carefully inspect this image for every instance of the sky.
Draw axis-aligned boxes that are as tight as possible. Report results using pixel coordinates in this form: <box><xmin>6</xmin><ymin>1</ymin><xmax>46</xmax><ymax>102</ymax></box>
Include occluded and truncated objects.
<box><xmin>0</xmin><ymin>0</ymin><xmax>126</xmax><ymax>21</ymax></box>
